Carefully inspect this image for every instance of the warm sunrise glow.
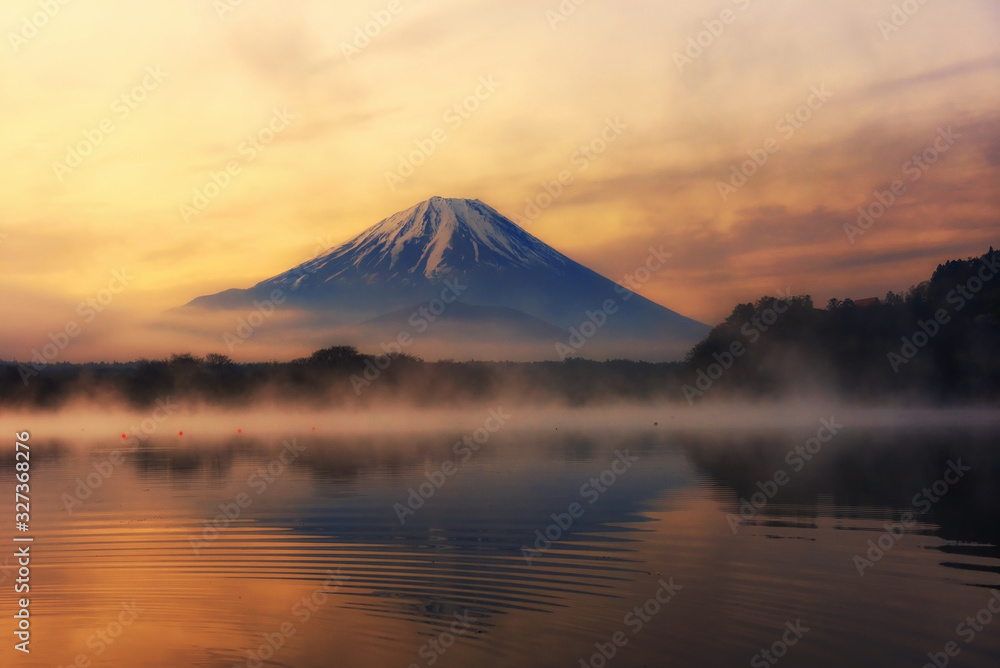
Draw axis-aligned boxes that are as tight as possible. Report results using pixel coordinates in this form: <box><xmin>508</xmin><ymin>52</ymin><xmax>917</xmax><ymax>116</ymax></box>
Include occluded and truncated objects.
<box><xmin>2</xmin><ymin>0</ymin><xmax>999</xmax><ymax>361</ymax></box>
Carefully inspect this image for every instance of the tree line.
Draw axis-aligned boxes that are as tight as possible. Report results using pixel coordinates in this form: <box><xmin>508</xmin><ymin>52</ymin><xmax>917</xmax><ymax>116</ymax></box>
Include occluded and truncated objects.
<box><xmin>2</xmin><ymin>248</ymin><xmax>997</xmax><ymax>408</ymax></box>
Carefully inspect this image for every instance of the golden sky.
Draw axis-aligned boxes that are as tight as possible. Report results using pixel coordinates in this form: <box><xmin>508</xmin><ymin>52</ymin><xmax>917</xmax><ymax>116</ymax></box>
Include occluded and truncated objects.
<box><xmin>2</xmin><ymin>0</ymin><xmax>999</xmax><ymax>361</ymax></box>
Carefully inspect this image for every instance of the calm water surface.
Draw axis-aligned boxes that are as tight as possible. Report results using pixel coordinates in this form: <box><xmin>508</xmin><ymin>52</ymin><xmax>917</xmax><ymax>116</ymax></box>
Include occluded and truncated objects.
<box><xmin>3</xmin><ymin>419</ymin><xmax>999</xmax><ymax>667</ymax></box>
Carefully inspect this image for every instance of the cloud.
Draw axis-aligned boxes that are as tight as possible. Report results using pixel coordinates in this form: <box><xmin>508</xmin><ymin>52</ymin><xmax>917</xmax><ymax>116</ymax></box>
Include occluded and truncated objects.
<box><xmin>2</xmin><ymin>0</ymin><xmax>999</xmax><ymax>354</ymax></box>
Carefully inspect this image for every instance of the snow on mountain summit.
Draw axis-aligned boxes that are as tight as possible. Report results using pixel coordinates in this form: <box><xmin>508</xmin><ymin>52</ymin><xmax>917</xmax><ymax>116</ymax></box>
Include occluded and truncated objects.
<box><xmin>182</xmin><ymin>195</ymin><xmax>710</xmax><ymax>360</ymax></box>
<box><xmin>290</xmin><ymin>197</ymin><xmax>569</xmax><ymax>283</ymax></box>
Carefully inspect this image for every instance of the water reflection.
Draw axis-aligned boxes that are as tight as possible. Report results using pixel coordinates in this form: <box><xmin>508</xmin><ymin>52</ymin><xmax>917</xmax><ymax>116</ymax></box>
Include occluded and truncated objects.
<box><xmin>2</xmin><ymin>424</ymin><xmax>998</xmax><ymax>667</ymax></box>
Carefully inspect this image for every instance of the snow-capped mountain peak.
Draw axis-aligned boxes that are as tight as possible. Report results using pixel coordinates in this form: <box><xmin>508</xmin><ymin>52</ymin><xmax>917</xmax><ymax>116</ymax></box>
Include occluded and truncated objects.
<box><xmin>304</xmin><ymin>197</ymin><xmax>568</xmax><ymax>281</ymax></box>
<box><xmin>183</xmin><ymin>196</ymin><xmax>709</xmax><ymax>361</ymax></box>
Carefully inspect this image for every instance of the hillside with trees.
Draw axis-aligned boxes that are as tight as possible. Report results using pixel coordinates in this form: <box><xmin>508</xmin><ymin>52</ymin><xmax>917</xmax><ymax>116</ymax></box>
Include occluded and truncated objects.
<box><xmin>2</xmin><ymin>249</ymin><xmax>997</xmax><ymax>408</ymax></box>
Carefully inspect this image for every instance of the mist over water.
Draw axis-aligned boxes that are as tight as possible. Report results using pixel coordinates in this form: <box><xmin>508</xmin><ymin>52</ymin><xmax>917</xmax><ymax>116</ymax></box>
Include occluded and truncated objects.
<box><xmin>3</xmin><ymin>407</ymin><xmax>999</xmax><ymax>667</ymax></box>
<box><xmin>4</xmin><ymin>403</ymin><xmax>999</xmax><ymax>442</ymax></box>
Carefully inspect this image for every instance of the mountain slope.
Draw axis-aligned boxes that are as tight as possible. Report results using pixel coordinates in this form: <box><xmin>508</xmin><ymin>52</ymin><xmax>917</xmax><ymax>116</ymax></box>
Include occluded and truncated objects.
<box><xmin>184</xmin><ymin>197</ymin><xmax>708</xmax><ymax>360</ymax></box>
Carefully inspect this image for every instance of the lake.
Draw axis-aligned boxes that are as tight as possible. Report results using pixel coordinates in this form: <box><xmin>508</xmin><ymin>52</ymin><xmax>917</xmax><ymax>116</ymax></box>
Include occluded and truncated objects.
<box><xmin>3</xmin><ymin>410</ymin><xmax>999</xmax><ymax>667</ymax></box>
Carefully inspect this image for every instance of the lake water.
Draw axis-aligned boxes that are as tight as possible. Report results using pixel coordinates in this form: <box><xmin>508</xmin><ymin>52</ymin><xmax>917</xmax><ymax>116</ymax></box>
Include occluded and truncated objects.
<box><xmin>3</xmin><ymin>415</ymin><xmax>1000</xmax><ymax>667</ymax></box>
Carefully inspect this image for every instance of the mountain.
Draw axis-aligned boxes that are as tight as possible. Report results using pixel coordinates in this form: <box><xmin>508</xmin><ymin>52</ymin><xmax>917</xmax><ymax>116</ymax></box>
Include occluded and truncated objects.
<box><xmin>183</xmin><ymin>197</ymin><xmax>708</xmax><ymax>361</ymax></box>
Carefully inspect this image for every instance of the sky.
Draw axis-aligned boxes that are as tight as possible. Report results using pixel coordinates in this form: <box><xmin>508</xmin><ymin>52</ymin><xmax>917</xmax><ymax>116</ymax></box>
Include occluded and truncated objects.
<box><xmin>2</xmin><ymin>0</ymin><xmax>999</xmax><ymax>361</ymax></box>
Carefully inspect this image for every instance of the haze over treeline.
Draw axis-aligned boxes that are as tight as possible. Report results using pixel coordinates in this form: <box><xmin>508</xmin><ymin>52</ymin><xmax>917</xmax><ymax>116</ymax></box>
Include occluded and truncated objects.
<box><xmin>2</xmin><ymin>249</ymin><xmax>998</xmax><ymax>409</ymax></box>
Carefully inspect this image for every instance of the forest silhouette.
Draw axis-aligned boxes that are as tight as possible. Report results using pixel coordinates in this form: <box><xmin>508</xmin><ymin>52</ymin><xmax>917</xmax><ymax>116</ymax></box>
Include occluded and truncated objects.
<box><xmin>3</xmin><ymin>249</ymin><xmax>997</xmax><ymax>408</ymax></box>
